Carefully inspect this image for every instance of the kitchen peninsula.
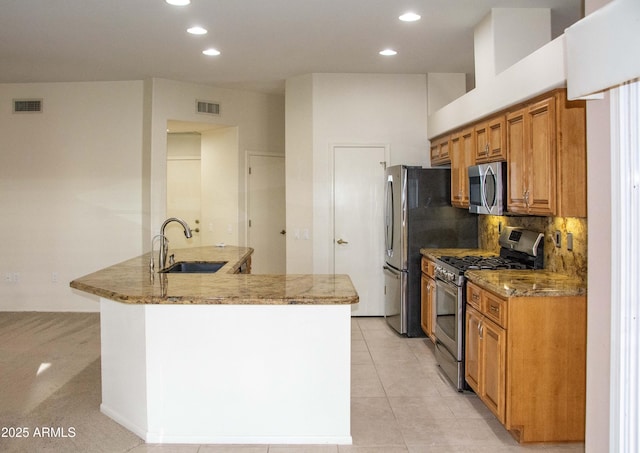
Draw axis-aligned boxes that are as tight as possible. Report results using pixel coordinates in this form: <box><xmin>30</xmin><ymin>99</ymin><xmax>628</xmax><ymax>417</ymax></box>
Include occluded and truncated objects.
<box><xmin>70</xmin><ymin>246</ymin><xmax>358</xmax><ymax>445</ymax></box>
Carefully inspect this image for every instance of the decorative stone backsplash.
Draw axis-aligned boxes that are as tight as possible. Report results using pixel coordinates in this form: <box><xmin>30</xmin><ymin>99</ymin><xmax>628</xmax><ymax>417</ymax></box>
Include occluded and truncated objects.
<box><xmin>478</xmin><ymin>215</ymin><xmax>587</xmax><ymax>283</ymax></box>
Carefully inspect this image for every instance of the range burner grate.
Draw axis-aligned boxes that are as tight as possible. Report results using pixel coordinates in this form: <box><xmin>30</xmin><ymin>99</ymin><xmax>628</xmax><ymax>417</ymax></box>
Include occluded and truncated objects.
<box><xmin>438</xmin><ymin>255</ymin><xmax>530</xmax><ymax>271</ymax></box>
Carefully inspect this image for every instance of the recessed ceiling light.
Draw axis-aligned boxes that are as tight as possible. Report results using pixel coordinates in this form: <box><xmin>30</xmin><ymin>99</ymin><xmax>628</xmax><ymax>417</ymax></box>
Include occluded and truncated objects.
<box><xmin>399</xmin><ymin>12</ymin><xmax>421</xmax><ymax>22</ymax></box>
<box><xmin>203</xmin><ymin>48</ymin><xmax>221</xmax><ymax>56</ymax></box>
<box><xmin>379</xmin><ymin>49</ymin><xmax>398</xmax><ymax>56</ymax></box>
<box><xmin>166</xmin><ymin>0</ymin><xmax>190</xmax><ymax>5</ymax></box>
<box><xmin>187</xmin><ymin>26</ymin><xmax>208</xmax><ymax>35</ymax></box>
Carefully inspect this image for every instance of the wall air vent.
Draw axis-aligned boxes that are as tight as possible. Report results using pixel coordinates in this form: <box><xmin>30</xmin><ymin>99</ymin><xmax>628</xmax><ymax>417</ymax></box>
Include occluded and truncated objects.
<box><xmin>13</xmin><ymin>98</ymin><xmax>43</xmax><ymax>113</ymax></box>
<box><xmin>196</xmin><ymin>100</ymin><xmax>220</xmax><ymax>116</ymax></box>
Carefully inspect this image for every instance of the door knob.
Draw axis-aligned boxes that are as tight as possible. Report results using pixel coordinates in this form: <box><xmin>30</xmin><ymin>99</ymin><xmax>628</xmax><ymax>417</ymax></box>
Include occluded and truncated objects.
<box><xmin>337</xmin><ymin>239</ymin><xmax>349</xmax><ymax>245</ymax></box>
<box><xmin>280</xmin><ymin>230</ymin><xmax>286</xmax><ymax>235</ymax></box>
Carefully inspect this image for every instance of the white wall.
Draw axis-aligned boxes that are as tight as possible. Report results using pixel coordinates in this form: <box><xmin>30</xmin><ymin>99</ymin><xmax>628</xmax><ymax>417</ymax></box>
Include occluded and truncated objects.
<box><xmin>284</xmin><ymin>75</ymin><xmax>314</xmax><ymax>273</ymax></box>
<box><xmin>201</xmin><ymin>127</ymin><xmax>240</xmax><ymax>246</ymax></box>
<box><xmin>147</xmin><ymin>78</ymin><xmax>285</xmax><ymax>246</ymax></box>
<box><xmin>428</xmin><ymin>35</ymin><xmax>566</xmax><ymax>138</ymax></box>
<box><xmin>582</xmin><ymin>1</ymin><xmax>614</xmax><ymax>450</ymax></box>
<box><xmin>0</xmin><ymin>81</ymin><xmax>144</xmax><ymax>311</ymax></box>
<box><xmin>285</xmin><ymin>73</ymin><xmax>428</xmax><ymax>273</ymax></box>
<box><xmin>0</xmin><ymin>79</ymin><xmax>284</xmax><ymax>312</ymax></box>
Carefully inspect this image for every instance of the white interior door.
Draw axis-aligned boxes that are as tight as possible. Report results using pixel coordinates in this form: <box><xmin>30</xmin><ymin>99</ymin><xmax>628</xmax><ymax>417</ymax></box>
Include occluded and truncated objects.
<box><xmin>167</xmin><ymin>158</ymin><xmax>202</xmax><ymax>248</ymax></box>
<box><xmin>248</xmin><ymin>154</ymin><xmax>286</xmax><ymax>274</ymax></box>
<box><xmin>334</xmin><ymin>146</ymin><xmax>386</xmax><ymax>316</ymax></box>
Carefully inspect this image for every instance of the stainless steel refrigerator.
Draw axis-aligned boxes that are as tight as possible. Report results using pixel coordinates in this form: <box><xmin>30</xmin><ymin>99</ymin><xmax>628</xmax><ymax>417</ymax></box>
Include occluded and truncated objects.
<box><xmin>383</xmin><ymin>165</ymin><xmax>478</xmax><ymax>337</ymax></box>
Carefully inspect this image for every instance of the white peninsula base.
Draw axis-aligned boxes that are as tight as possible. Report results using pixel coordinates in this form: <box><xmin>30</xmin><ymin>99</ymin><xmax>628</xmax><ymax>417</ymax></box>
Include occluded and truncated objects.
<box><xmin>99</xmin><ymin>298</ymin><xmax>352</xmax><ymax>444</ymax></box>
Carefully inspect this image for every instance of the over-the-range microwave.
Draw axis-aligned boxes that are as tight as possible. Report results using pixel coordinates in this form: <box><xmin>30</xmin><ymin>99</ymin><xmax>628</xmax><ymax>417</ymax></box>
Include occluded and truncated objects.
<box><xmin>468</xmin><ymin>161</ymin><xmax>506</xmax><ymax>215</ymax></box>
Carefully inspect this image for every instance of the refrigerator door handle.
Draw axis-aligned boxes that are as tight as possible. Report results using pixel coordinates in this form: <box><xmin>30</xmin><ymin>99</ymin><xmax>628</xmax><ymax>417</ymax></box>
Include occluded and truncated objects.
<box><xmin>383</xmin><ymin>265</ymin><xmax>401</xmax><ymax>276</ymax></box>
<box><xmin>384</xmin><ymin>177</ymin><xmax>394</xmax><ymax>256</ymax></box>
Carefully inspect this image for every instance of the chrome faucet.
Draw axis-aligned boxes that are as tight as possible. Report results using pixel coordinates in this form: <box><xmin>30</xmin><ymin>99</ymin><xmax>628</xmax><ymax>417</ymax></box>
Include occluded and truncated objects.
<box><xmin>151</xmin><ymin>217</ymin><xmax>193</xmax><ymax>271</ymax></box>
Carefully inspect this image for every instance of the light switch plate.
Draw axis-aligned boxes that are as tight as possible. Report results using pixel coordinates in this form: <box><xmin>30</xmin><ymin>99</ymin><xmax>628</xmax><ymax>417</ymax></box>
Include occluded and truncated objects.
<box><xmin>554</xmin><ymin>231</ymin><xmax>562</xmax><ymax>248</ymax></box>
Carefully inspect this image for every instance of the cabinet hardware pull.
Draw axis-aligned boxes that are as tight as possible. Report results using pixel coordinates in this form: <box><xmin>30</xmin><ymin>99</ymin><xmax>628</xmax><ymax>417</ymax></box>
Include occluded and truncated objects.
<box><xmin>489</xmin><ymin>305</ymin><xmax>499</xmax><ymax>313</ymax></box>
<box><xmin>478</xmin><ymin>322</ymin><xmax>483</xmax><ymax>339</ymax></box>
<box><xmin>472</xmin><ymin>293</ymin><xmax>480</xmax><ymax>301</ymax></box>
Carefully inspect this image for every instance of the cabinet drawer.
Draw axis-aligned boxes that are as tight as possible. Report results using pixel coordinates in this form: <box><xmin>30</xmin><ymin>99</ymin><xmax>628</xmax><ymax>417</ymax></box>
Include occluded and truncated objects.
<box><xmin>483</xmin><ymin>291</ymin><xmax>507</xmax><ymax>328</ymax></box>
<box><xmin>421</xmin><ymin>257</ymin><xmax>436</xmax><ymax>278</ymax></box>
<box><xmin>466</xmin><ymin>281</ymin><xmax>482</xmax><ymax>310</ymax></box>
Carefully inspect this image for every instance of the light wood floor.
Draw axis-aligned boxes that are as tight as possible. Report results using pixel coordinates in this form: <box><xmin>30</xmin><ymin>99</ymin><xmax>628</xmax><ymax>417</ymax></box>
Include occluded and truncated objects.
<box><xmin>0</xmin><ymin>313</ymin><xmax>584</xmax><ymax>452</ymax></box>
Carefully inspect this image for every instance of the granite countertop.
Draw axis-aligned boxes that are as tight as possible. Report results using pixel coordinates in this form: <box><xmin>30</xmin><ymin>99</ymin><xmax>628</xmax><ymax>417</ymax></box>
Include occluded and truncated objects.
<box><xmin>465</xmin><ymin>269</ymin><xmax>587</xmax><ymax>298</ymax></box>
<box><xmin>420</xmin><ymin>247</ymin><xmax>586</xmax><ymax>298</ymax></box>
<box><xmin>420</xmin><ymin>248</ymin><xmax>497</xmax><ymax>261</ymax></box>
<box><xmin>70</xmin><ymin>246</ymin><xmax>359</xmax><ymax>306</ymax></box>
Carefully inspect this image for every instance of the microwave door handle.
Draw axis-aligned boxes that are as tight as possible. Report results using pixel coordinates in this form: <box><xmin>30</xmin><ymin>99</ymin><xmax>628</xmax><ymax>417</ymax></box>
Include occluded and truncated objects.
<box><xmin>482</xmin><ymin>166</ymin><xmax>498</xmax><ymax>213</ymax></box>
<box><xmin>481</xmin><ymin>170</ymin><xmax>491</xmax><ymax>212</ymax></box>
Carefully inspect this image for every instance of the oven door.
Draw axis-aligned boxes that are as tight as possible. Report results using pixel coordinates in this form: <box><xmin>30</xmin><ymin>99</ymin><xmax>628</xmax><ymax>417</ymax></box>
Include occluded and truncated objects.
<box><xmin>434</xmin><ymin>277</ymin><xmax>463</xmax><ymax>359</ymax></box>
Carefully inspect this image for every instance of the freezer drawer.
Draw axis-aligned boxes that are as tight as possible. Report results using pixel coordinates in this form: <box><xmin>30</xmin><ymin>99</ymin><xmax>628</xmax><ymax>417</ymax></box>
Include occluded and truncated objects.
<box><xmin>383</xmin><ymin>265</ymin><xmax>406</xmax><ymax>334</ymax></box>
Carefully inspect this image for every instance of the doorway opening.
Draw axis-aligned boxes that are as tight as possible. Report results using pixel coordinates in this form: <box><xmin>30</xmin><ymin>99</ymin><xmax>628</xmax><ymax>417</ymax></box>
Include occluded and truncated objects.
<box><xmin>166</xmin><ymin>120</ymin><xmax>239</xmax><ymax>248</ymax></box>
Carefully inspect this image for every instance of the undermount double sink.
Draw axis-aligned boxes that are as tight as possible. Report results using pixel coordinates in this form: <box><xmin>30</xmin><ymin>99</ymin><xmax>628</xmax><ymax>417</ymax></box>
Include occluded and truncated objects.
<box><xmin>160</xmin><ymin>261</ymin><xmax>228</xmax><ymax>274</ymax></box>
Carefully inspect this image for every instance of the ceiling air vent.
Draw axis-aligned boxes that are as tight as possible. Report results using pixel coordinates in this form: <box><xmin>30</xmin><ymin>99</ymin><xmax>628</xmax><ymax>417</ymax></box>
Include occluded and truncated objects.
<box><xmin>13</xmin><ymin>98</ymin><xmax>43</xmax><ymax>113</ymax></box>
<box><xmin>196</xmin><ymin>100</ymin><xmax>220</xmax><ymax>116</ymax></box>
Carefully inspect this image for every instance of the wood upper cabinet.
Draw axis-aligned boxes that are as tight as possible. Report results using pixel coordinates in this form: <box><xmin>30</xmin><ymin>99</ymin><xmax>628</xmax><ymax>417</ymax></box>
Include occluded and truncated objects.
<box><xmin>474</xmin><ymin>115</ymin><xmax>506</xmax><ymax>163</ymax></box>
<box><xmin>429</xmin><ymin>134</ymin><xmax>451</xmax><ymax>166</ymax></box>
<box><xmin>506</xmin><ymin>90</ymin><xmax>586</xmax><ymax>217</ymax></box>
<box><xmin>450</xmin><ymin>127</ymin><xmax>475</xmax><ymax>208</ymax></box>
<box><xmin>465</xmin><ymin>280</ymin><xmax>587</xmax><ymax>443</ymax></box>
<box><xmin>420</xmin><ymin>257</ymin><xmax>436</xmax><ymax>342</ymax></box>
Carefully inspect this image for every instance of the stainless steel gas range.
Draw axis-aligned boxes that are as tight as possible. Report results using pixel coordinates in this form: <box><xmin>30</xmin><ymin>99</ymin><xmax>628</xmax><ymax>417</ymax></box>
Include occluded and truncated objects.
<box><xmin>433</xmin><ymin>226</ymin><xmax>544</xmax><ymax>391</ymax></box>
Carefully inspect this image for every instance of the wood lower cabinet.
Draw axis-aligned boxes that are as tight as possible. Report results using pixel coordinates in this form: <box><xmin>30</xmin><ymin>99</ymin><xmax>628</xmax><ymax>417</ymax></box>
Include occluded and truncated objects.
<box><xmin>420</xmin><ymin>257</ymin><xmax>436</xmax><ymax>341</ymax></box>
<box><xmin>234</xmin><ymin>256</ymin><xmax>252</xmax><ymax>274</ymax></box>
<box><xmin>465</xmin><ymin>281</ymin><xmax>586</xmax><ymax>443</ymax></box>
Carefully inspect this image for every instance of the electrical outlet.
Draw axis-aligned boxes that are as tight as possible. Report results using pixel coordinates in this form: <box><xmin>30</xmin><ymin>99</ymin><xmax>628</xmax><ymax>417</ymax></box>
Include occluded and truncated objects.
<box><xmin>554</xmin><ymin>231</ymin><xmax>562</xmax><ymax>248</ymax></box>
<box><xmin>52</xmin><ymin>272</ymin><xmax>59</xmax><ymax>283</ymax></box>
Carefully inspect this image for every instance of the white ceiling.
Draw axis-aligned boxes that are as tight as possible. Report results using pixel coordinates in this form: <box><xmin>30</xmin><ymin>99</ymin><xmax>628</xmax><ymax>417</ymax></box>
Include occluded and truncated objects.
<box><xmin>0</xmin><ymin>0</ymin><xmax>583</xmax><ymax>95</ymax></box>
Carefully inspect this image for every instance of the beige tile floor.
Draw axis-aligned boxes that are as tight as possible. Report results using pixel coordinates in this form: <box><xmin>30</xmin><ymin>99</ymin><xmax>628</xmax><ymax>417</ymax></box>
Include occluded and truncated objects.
<box><xmin>0</xmin><ymin>313</ymin><xmax>584</xmax><ymax>452</ymax></box>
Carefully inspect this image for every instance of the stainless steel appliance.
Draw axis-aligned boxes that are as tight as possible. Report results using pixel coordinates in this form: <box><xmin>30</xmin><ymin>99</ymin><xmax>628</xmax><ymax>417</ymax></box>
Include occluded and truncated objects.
<box><xmin>383</xmin><ymin>165</ymin><xmax>478</xmax><ymax>337</ymax></box>
<box><xmin>468</xmin><ymin>162</ymin><xmax>507</xmax><ymax>215</ymax></box>
<box><xmin>433</xmin><ymin>226</ymin><xmax>544</xmax><ymax>390</ymax></box>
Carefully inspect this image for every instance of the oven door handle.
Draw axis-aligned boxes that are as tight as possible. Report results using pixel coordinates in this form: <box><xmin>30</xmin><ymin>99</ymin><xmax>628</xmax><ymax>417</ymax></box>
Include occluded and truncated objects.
<box><xmin>436</xmin><ymin>277</ymin><xmax>459</xmax><ymax>298</ymax></box>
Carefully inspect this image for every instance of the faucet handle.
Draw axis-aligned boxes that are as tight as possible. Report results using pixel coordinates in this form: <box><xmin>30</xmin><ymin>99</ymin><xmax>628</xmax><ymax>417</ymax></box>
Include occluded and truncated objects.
<box><xmin>169</xmin><ymin>254</ymin><xmax>175</xmax><ymax>266</ymax></box>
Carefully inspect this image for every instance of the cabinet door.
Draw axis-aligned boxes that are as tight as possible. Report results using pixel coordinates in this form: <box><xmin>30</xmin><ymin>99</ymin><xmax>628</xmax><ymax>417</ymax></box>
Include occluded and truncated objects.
<box><xmin>475</xmin><ymin>116</ymin><xmax>506</xmax><ymax>163</ymax></box>
<box><xmin>421</xmin><ymin>273</ymin><xmax>436</xmax><ymax>341</ymax></box>
<box><xmin>506</xmin><ymin>109</ymin><xmax>528</xmax><ymax>213</ymax></box>
<box><xmin>526</xmin><ymin>97</ymin><xmax>556</xmax><ymax>215</ymax></box>
<box><xmin>427</xmin><ymin>276</ymin><xmax>436</xmax><ymax>341</ymax></box>
<box><xmin>465</xmin><ymin>306</ymin><xmax>482</xmax><ymax>393</ymax></box>
<box><xmin>487</xmin><ymin>116</ymin><xmax>506</xmax><ymax>161</ymax></box>
<box><xmin>430</xmin><ymin>135</ymin><xmax>451</xmax><ymax>166</ymax></box>
<box><xmin>451</xmin><ymin>128</ymin><xmax>474</xmax><ymax>208</ymax></box>
<box><xmin>481</xmin><ymin>317</ymin><xmax>507</xmax><ymax>423</ymax></box>
<box><xmin>439</xmin><ymin>137</ymin><xmax>450</xmax><ymax>163</ymax></box>
<box><xmin>421</xmin><ymin>273</ymin><xmax>430</xmax><ymax>336</ymax></box>
<box><xmin>450</xmin><ymin>132</ymin><xmax>463</xmax><ymax>206</ymax></box>
<box><xmin>474</xmin><ymin>122</ymin><xmax>489</xmax><ymax>162</ymax></box>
